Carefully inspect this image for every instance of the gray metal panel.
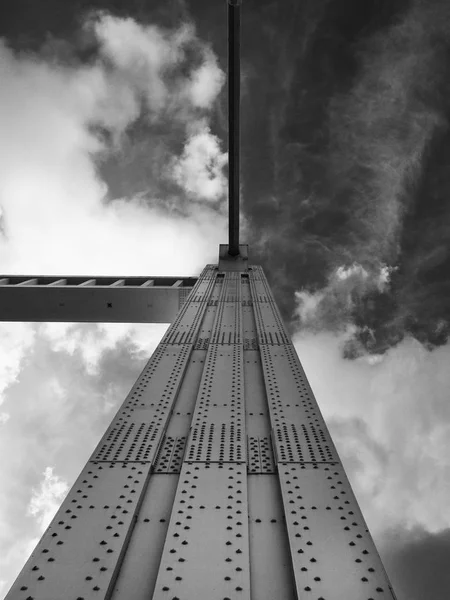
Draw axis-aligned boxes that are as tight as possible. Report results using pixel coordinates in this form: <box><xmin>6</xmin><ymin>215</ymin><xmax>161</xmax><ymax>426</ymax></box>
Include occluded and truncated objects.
<box><xmin>279</xmin><ymin>464</ymin><xmax>396</xmax><ymax>599</ymax></box>
<box><xmin>240</xmin><ymin>275</ymin><xmax>251</xmax><ymax>302</ymax></box>
<box><xmin>253</xmin><ymin>302</ymin><xmax>291</xmax><ymax>344</ymax></box>
<box><xmin>195</xmin><ymin>278</ymin><xmax>227</xmax><ymax>350</ymax></box>
<box><xmin>0</xmin><ymin>285</ymin><xmax>194</xmax><ymax>323</ymax></box>
<box><xmin>6</xmin><ymin>462</ymin><xmax>151</xmax><ymax>600</ymax></box>
<box><xmin>161</xmin><ymin>302</ymin><xmax>208</xmax><ymax>345</ymax></box>
<box><xmin>242</xmin><ymin>303</ymin><xmax>257</xmax><ymax>350</ymax></box>
<box><xmin>185</xmin><ymin>273</ymin><xmax>216</xmax><ymax>303</ymax></box>
<box><xmin>194</xmin><ymin>305</ymin><xmax>215</xmax><ymax>348</ymax></box>
<box><xmin>208</xmin><ymin>278</ymin><xmax>224</xmax><ymax>301</ymax></box>
<box><xmin>199</xmin><ymin>265</ymin><xmax>218</xmax><ymax>279</ymax></box>
<box><xmin>248</xmin><ymin>475</ymin><xmax>296</xmax><ymax>600</ymax></box>
<box><xmin>91</xmin><ymin>345</ymin><xmax>191</xmax><ymax>463</ymax></box>
<box><xmin>249</xmin><ymin>277</ymin><xmax>273</xmax><ymax>302</ymax></box>
<box><xmin>111</xmin><ymin>474</ymin><xmax>178</xmax><ymax>600</ymax></box>
<box><xmin>209</xmin><ymin>273</ymin><xmax>242</xmax><ymax>344</ymax></box>
<box><xmin>247</xmin><ymin>437</ymin><xmax>275</xmax><ymax>474</ymax></box>
<box><xmin>243</xmin><ymin>351</ymin><xmax>270</xmax><ymax>438</ymax></box>
<box><xmin>260</xmin><ymin>344</ymin><xmax>340</xmax><ymax>463</ymax></box>
<box><xmin>218</xmin><ymin>271</ymin><xmax>241</xmax><ymax>302</ymax></box>
<box><xmin>186</xmin><ymin>344</ymin><xmax>246</xmax><ymax>463</ymax></box>
<box><xmin>154</xmin><ymin>436</ymin><xmax>187</xmax><ymax>473</ymax></box>
<box><xmin>152</xmin><ymin>463</ymin><xmax>250</xmax><ymax>600</ymax></box>
<box><xmin>0</xmin><ymin>275</ymin><xmax>197</xmax><ymax>286</ymax></box>
<box><xmin>210</xmin><ymin>302</ymin><xmax>242</xmax><ymax>344</ymax></box>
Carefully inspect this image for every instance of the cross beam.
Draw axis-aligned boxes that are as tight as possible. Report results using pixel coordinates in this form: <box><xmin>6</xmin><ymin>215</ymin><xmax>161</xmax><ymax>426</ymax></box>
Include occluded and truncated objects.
<box><xmin>0</xmin><ymin>275</ymin><xmax>196</xmax><ymax>323</ymax></box>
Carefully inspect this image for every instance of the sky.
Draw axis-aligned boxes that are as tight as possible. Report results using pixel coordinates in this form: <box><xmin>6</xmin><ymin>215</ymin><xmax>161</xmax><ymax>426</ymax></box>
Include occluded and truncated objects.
<box><xmin>0</xmin><ymin>0</ymin><xmax>450</xmax><ymax>598</ymax></box>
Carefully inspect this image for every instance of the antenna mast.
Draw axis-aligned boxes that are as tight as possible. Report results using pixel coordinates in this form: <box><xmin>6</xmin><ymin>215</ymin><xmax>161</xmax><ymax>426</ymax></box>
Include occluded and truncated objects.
<box><xmin>228</xmin><ymin>0</ymin><xmax>241</xmax><ymax>256</ymax></box>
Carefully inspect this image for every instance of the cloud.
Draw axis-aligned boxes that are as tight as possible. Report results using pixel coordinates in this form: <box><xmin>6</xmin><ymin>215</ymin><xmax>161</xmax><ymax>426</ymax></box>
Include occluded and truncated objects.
<box><xmin>170</xmin><ymin>124</ymin><xmax>228</xmax><ymax>201</ymax></box>
<box><xmin>0</xmin><ymin>13</ymin><xmax>227</xmax><ymax>278</ymax></box>
<box><xmin>240</xmin><ymin>0</ymin><xmax>450</xmax><ymax>354</ymax></box>
<box><xmin>295</xmin><ymin>262</ymin><xmax>392</xmax><ymax>332</ymax></box>
<box><xmin>0</xmin><ymin>324</ymin><xmax>35</xmax><ymax>407</ymax></box>
<box><xmin>27</xmin><ymin>467</ymin><xmax>69</xmax><ymax>532</ymax></box>
<box><xmin>381</xmin><ymin>526</ymin><xmax>450</xmax><ymax>600</ymax></box>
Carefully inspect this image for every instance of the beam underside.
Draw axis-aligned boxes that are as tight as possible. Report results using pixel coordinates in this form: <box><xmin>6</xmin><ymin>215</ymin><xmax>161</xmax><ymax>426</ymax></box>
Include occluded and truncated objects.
<box><xmin>0</xmin><ymin>279</ymin><xmax>195</xmax><ymax>323</ymax></box>
<box><xmin>5</xmin><ymin>264</ymin><xmax>396</xmax><ymax>600</ymax></box>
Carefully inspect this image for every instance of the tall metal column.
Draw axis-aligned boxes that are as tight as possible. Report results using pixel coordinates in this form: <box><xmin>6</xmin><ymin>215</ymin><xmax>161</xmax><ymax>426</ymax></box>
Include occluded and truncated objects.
<box><xmin>6</xmin><ymin>258</ymin><xmax>396</xmax><ymax>600</ymax></box>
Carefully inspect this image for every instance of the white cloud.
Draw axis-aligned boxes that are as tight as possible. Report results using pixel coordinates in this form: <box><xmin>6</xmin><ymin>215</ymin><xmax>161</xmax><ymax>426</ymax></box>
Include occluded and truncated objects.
<box><xmin>27</xmin><ymin>467</ymin><xmax>69</xmax><ymax>532</ymax></box>
<box><xmin>188</xmin><ymin>48</ymin><xmax>226</xmax><ymax>108</ymax></box>
<box><xmin>295</xmin><ymin>262</ymin><xmax>392</xmax><ymax>332</ymax></box>
<box><xmin>170</xmin><ymin>125</ymin><xmax>228</xmax><ymax>201</ymax></box>
<box><xmin>0</xmin><ymin>324</ymin><xmax>35</xmax><ymax>407</ymax></box>
<box><xmin>293</xmin><ymin>331</ymin><xmax>450</xmax><ymax>539</ymax></box>
<box><xmin>0</xmin><ymin>14</ymin><xmax>227</xmax><ymax>278</ymax></box>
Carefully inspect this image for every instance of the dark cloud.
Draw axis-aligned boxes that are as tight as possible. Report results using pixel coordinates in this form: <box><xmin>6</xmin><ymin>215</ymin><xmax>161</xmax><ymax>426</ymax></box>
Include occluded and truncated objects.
<box><xmin>237</xmin><ymin>0</ymin><xmax>450</xmax><ymax>356</ymax></box>
<box><xmin>381</xmin><ymin>526</ymin><xmax>450</xmax><ymax>600</ymax></box>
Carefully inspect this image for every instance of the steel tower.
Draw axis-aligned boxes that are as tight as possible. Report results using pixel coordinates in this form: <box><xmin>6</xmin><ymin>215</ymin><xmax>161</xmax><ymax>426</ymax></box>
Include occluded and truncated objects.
<box><xmin>5</xmin><ymin>2</ymin><xmax>397</xmax><ymax>599</ymax></box>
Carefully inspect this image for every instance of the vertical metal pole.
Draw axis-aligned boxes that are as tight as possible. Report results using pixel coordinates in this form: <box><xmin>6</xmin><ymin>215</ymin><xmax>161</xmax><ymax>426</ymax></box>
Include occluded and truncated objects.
<box><xmin>228</xmin><ymin>0</ymin><xmax>241</xmax><ymax>256</ymax></box>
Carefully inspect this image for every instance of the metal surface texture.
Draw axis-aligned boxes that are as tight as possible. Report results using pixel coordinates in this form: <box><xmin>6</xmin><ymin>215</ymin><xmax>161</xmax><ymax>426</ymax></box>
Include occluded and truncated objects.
<box><xmin>279</xmin><ymin>464</ymin><xmax>396</xmax><ymax>599</ymax></box>
<box><xmin>6</xmin><ymin>261</ymin><xmax>397</xmax><ymax>600</ymax></box>
<box><xmin>153</xmin><ymin>463</ymin><xmax>250</xmax><ymax>600</ymax></box>
<box><xmin>0</xmin><ymin>275</ymin><xmax>195</xmax><ymax>323</ymax></box>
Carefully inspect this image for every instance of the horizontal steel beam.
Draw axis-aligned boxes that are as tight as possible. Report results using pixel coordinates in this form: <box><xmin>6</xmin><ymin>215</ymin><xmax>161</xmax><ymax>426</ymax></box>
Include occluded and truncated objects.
<box><xmin>0</xmin><ymin>275</ymin><xmax>197</xmax><ymax>323</ymax></box>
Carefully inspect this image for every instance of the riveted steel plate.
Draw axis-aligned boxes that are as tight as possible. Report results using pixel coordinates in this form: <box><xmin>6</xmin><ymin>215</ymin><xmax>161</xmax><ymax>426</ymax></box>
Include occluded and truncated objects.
<box><xmin>161</xmin><ymin>301</ymin><xmax>208</xmax><ymax>345</ymax></box>
<box><xmin>170</xmin><ymin>349</ymin><xmax>206</xmax><ymax>417</ymax></box>
<box><xmin>92</xmin><ymin>345</ymin><xmax>191</xmax><ymax>463</ymax></box>
<box><xmin>219</xmin><ymin>272</ymin><xmax>241</xmax><ymax>302</ymax></box>
<box><xmin>7</xmin><ymin>463</ymin><xmax>150</xmax><ymax>600</ymax></box>
<box><xmin>196</xmin><ymin>305</ymin><xmax>218</xmax><ymax>341</ymax></box>
<box><xmin>249</xmin><ymin>277</ymin><xmax>272</xmax><ymax>303</ymax></box>
<box><xmin>154</xmin><ymin>436</ymin><xmax>187</xmax><ymax>473</ymax></box>
<box><xmin>186</xmin><ymin>344</ymin><xmax>245</xmax><ymax>462</ymax></box>
<box><xmin>247</xmin><ymin>437</ymin><xmax>275</xmax><ymax>474</ymax></box>
<box><xmin>244</xmin><ymin>351</ymin><xmax>270</xmax><ymax>438</ymax></box>
<box><xmin>260</xmin><ymin>344</ymin><xmax>340</xmax><ymax>463</ymax></box>
<box><xmin>111</xmin><ymin>474</ymin><xmax>178</xmax><ymax>600</ymax></box>
<box><xmin>248</xmin><ymin>265</ymin><xmax>265</xmax><ymax>280</ymax></box>
<box><xmin>208</xmin><ymin>278</ymin><xmax>224</xmax><ymax>301</ymax></box>
<box><xmin>210</xmin><ymin>301</ymin><xmax>242</xmax><ymax>344</ymax></box>
<box><xmin>279</xmin><ymin>464</ymin><xmax>396</xmax><ymax>600</ymax></box>
<box><xmin>184</xmin><ymin>269</ymin><xmax>216</xmax><ymax>302</ymax></box>
<box><xmin>242</xmin><ymin>303</ymin><xmax>257</xmax><ymax>349</ymax></box>
<box><xmin>152</xmin><ymin>463</ymin><xmax>250</xmax><ymax>600</ymax></box>
<box><xmin>114</xmin><ymin>345</ymin><xmax>191</xmax><ymax>420</ymax></box>
<box><xmin>240</xmin><ymin>275</ymin><xmax>252</xmax><ymax>302</ymax></box>
<box><xmin>252</xmin><ymin>302</ymin><xmax>290</xmax><ymax>345</ymax></box>
<box><xmin>248</xmin><ymin>475</ymin><xmax>296</xmax><ymax>600</ymax></box>
<box><xmin>199</xmin><ymin>265</ymin><xmax>218</xmax><ymax>279</ymax></box>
